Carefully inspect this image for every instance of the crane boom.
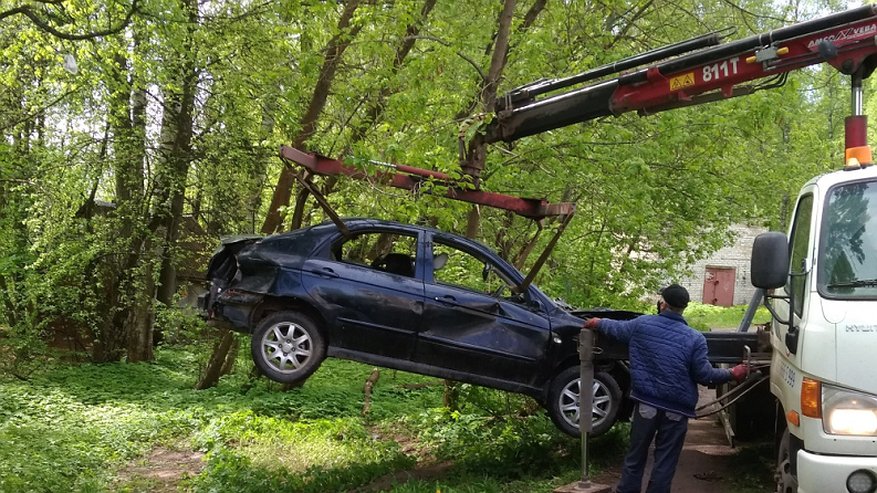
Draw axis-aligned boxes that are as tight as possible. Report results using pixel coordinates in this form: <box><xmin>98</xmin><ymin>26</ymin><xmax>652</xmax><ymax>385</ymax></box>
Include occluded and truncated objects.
<box><xmin>487</xmin><ymin>5</ymin><xmax>877</xmax><ymax>144</ymax></box>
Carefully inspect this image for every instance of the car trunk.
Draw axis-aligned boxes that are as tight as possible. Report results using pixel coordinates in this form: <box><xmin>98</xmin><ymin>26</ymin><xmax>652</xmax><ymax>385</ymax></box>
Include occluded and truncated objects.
<box><xmin>199</xmin><ymin>235</ymin><xmax>261</xmax><ymax>315</ymax></box>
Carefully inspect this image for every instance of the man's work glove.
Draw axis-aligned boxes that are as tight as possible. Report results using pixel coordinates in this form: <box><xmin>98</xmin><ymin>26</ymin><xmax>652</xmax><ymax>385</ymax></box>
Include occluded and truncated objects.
<box><xmin>730</xmin><ymin>364</ymin><xmax>750</xmax><ymax>383</ymax></box>
<box><xmin>583</xmin><ymin>317</ymin><xmax>601</xmax><ymax>329</ymax></box>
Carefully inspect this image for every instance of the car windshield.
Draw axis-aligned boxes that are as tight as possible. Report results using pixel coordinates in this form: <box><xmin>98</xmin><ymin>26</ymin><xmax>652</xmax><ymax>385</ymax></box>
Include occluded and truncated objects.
<box><xmin>818</xmin><ymin>178</ymin><xmax>877</xmax><ymax>299</ymax></box>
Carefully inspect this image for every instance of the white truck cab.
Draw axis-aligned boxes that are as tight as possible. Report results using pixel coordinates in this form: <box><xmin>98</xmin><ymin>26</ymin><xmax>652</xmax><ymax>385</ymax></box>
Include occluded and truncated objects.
<box><xmin>752</xmin><ymin>163</ymin><xmax>877</xmax><ymax>493</ymax></box>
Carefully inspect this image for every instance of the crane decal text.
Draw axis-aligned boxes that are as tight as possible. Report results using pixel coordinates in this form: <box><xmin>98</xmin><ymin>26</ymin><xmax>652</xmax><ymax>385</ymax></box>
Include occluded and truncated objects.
<box><xmin>702</xmin><ymin>57</ymin><xmax>740</xmax><ymax>83</ymax></box>
<box><xmin>807</xmin><ymin>24</ymin><xmax>877</xmax><ymax>49</ymax></box>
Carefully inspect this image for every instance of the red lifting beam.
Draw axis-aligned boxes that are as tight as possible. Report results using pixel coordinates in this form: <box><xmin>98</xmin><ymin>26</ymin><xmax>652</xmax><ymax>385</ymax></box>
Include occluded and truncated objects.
<box><xmin>280</xmin><ymin>146</ymin><xmax>574</xmax><ymax>220</ymax></box>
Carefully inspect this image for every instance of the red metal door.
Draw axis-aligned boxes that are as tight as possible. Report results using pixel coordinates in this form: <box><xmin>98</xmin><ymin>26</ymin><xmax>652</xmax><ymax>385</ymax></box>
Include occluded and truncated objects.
<box><xmin>703</xmin><ymin>267</ymin><xmax>735</xmax><ymax>306</ymax></box>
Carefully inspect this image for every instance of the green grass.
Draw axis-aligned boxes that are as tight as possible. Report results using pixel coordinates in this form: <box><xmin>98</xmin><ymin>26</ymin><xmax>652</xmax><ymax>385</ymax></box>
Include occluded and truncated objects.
<box><xmin>0</xmin><ymin>344</ymin><xmax>613</xmax><ymax>492</ymax></box>
<box><xmin>684</xmin><ymin>302</ymin><xmax>772</xmax><ymax>331</ymax></box>
<box><xmin>726</xmin><ymin>442</ymin><xmax>776</xmax><ymax>493</ymax></box>
<box><xmin>0</xmin><ymin>304</ymin><xmax>775</xmax><ymax>492</ymax></box>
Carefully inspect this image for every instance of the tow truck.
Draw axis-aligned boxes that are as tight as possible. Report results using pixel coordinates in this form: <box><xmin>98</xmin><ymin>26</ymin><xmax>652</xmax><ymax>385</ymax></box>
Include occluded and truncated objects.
<box><xmin>277</xmin><ymin>6</ymin><xmax>877</xmax><ymax>492</ymax></box>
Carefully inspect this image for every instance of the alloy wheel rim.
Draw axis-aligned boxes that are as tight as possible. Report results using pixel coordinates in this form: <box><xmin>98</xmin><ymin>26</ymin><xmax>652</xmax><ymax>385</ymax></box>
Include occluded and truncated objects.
<box><xmin>559</xmin><ymin>376</ymin><xmax>612</xmax><ymax>430</ymax></box>
<box><xmin>261</xmin><ymin>322</ymin><xmax>312</xmax><ymax>373</ymax></box>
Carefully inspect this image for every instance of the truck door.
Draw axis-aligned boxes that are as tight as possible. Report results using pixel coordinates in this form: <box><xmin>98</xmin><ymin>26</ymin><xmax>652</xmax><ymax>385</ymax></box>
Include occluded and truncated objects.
<box><xmin>773</xmin><ymin>192</ymin><xmax>814</xmax><ymax>365</ymax></box>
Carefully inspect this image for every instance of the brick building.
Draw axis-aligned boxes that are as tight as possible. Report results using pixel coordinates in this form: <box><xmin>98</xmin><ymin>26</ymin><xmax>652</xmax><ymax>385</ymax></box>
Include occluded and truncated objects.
<box><xmin>679</xmin><ymin>224</ymin><xmax>768</xmax><ymax>306</ymax></box>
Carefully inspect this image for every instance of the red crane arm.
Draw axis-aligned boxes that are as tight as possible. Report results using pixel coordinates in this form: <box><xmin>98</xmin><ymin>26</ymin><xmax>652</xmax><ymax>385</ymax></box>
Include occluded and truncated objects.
<box><xmin>487</xmin><ymin>5</ymin><xmax>877</xmax><ymax>144</ymax></box>
<box><xmin>612</xmin><ymin>15</ymin><xmax>877</xmax><ymax>113</ymax></box>
<box><xmin>279</xmin><ymin>6</ymin><xmax>877</xmax><ymax>222</ymax></box>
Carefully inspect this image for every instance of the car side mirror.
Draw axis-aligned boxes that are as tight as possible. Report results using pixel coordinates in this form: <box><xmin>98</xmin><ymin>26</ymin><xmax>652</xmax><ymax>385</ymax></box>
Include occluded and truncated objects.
<box><xmin>751</xmin><ymin>232</ymin><xmax>789</xmax><ymax>289</ymax></box>
<box><xmin>482</xmin><ymin>262</ymin><xmax>492</xmax><ymax>282</ymax></box>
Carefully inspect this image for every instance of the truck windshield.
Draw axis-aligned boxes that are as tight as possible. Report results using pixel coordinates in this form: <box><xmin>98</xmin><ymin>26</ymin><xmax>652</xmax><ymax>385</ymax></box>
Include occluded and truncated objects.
<box><xmin>818</xmin><ymin>178</ymin><xmax>877</xmax><ymax>299</ymax></box>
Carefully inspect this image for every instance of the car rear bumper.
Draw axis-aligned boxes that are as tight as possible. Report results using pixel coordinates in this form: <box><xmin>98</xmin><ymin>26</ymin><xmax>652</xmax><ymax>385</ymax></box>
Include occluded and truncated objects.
<box><xmin>797</xmin><ymin>449</ymin><xmax>877</xmax><ymax>493</ymax></box>
<box><xmin>200</xmin><ymin>287</ymin><xmax>260</xmax><ymax>333</ymax></box>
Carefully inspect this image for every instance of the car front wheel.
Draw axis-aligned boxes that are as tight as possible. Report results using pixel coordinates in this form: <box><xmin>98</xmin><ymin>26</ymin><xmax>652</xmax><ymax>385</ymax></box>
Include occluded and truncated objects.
<box><xmin>775</xmin><ymin>428</ymin><xmax>798</xmax><ymax>493</ymax></box>
<box><xmin>547</xmin><ymin>366</ymin><xmax>622</xmax><ymax>437</ymax></box>
<box><xmin>251</xmin><ymin>311</ymin><xmax>326</xmax><ymax>385</ymax></box>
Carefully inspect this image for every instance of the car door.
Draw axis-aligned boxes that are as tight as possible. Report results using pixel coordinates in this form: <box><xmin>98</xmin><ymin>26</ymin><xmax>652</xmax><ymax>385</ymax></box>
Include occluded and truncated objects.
<box><xmin>415</xmin><ymin>233</ymin><xmax>551</xmax><ymax>387</ymax></box>
<box><xmin>302</xmin><ymin>227</ymin><xmax>425</xmax><ymax>360</ymax></box>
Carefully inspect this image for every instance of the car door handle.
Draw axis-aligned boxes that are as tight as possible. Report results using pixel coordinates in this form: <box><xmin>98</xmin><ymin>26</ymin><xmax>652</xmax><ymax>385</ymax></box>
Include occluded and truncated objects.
<box><xmin>434</xmin><ymin>295</ymin><xmax>457</xmax><ymax>304</ymax></box>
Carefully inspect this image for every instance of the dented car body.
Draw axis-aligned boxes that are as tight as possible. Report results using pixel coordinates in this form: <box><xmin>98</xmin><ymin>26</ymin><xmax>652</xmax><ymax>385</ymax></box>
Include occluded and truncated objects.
<box><xmin>200</xmin><ymin>218</ymin><xmax>640</xmax><ymax>436</ymax></box>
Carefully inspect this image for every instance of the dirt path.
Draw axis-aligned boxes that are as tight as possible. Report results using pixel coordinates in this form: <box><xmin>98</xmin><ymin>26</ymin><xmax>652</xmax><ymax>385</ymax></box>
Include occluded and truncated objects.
<box><xmin>594</xmin><ymin>387</ymin><xmax>754</xmax><ymax>493</ymax></box>
<box><xmin>114</xmin><ymin>446</ymin><xmax>205</xmax><ymax>492</ymax></box>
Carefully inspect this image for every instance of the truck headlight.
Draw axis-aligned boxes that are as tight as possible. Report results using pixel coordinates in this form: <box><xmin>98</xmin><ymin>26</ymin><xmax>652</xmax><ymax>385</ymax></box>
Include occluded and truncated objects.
<box><xmin>823</xmin><ymin>385</ymin><xmax>877</xmax><ymax>436</ymax></box>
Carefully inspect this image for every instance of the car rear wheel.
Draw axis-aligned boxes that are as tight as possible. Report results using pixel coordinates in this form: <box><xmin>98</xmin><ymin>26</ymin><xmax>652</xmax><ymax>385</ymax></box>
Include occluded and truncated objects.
<box><xmin>251</xmin><ymin>311</ymin><xmax>326</xmax><ymax>385</ymax></box>
<box><xmin>547</xmin><ymin>366</ymin><xmax>622</xmax><ymax>437</ymax></box>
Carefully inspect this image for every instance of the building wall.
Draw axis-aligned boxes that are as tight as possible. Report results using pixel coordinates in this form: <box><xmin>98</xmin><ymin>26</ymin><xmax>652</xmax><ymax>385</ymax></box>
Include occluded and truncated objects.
<box><xmin>679</xmin><ymin>224</ymin><xmax>767</xmax><ymax>306</ymax></box>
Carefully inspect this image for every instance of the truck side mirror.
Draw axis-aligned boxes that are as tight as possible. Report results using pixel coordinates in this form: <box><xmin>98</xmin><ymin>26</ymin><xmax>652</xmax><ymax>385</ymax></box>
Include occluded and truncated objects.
<box><xmin>751</xmin><ymin>232</ymin><xmax>799</xmax><ymax>353</ymax></box>
<box><xmin>751</xmin><ymin>232</ymin><xmax>789</xmax><ymax>289</ymax></box>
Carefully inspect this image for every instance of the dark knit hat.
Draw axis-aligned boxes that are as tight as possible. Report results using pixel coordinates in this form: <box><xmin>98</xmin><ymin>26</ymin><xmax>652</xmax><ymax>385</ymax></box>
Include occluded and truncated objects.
<box><xmin>660</xmin><ymin>284</ymin><xmax>690</xmax><ymax>309</ymax></box>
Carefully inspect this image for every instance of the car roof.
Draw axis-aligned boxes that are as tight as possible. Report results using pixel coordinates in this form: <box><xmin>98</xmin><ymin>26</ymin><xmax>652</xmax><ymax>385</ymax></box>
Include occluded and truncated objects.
<box><xmin>265</xmin><ymin>217</ymin><xmax>557</xmax><ymax>311</ymax></box>
<box><xmin>277</xmin><ymin>217</ymin><xmax>481</xmax><ymax>245</ymax></box>
<box><xmin>268</xmin><ymin>218</ymin><xmax>508</xmax><ymax>265</ymax></box>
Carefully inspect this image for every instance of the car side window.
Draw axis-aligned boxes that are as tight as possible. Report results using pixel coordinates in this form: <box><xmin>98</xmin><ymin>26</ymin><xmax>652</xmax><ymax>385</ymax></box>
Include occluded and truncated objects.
<box><xmin>432</xmin><ymin>242</ymin><xmax>517</xmax><ymax>299</ymax></box>
<box><xmin>333</xmin><ymin>231</ymin><xmax>418</xmax><ymax>277</ymax></box>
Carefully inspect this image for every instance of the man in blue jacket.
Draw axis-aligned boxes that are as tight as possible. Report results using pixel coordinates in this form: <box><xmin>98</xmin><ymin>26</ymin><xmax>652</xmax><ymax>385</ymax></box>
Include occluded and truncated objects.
<box><xmin>584</xmin><ymin>284</ymin><xmax>748</xmax><ymax>493</ymax></box>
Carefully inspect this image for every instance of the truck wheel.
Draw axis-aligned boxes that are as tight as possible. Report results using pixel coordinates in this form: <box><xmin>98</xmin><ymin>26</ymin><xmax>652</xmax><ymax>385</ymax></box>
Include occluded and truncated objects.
<box><xmin>251</xmin><ymin>311</ymin><xmax>326</xmax><ymax>385</ymax></box>
<box><xmin>776</xmin><ymin>429</ymin><xmax>798</xmax><ymax>493</ymax></box>
<box><xmin>547</xmin><ymin>366</ymin><xmax>622</xmax><ymax>437</ymax></box>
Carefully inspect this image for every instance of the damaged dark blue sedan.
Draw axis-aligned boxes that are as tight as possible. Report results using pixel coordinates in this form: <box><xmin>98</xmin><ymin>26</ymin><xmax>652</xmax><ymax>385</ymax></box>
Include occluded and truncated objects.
<box><xmin>200</xmin><ymin>218</ymin><xmax>637</xmax><ymax>436</ymax></box>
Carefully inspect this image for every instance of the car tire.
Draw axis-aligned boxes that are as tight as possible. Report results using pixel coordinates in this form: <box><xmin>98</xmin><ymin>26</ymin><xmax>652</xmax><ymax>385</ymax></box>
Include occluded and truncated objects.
<box><xmin>250</xmin><ymin>311</ymin><xmax>326</xmax><ymax>385</ymax></box>
<box><xmin>776</xmin><ymin>428</ymin><xmax>798</xmax><ymax>493</ymax></box>
<box><xmin>547</xmin><ymin>367</ymin><xmax>622</xmax><ymax>437</ymax></box>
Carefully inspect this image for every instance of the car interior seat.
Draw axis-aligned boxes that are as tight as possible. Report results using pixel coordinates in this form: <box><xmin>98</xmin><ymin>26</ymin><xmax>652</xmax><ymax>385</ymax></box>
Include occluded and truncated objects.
<box><xmin>372</xmin><ymin>252</ymin><xmax>415</xmax><ymax>277</ymax></box>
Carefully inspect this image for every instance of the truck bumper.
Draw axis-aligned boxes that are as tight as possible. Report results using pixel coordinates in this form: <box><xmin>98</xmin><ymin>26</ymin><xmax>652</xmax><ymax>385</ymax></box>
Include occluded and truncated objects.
<box><xmin>797</xmin><ymin>449</ymin><xmax>877</xmax><ymax>493</ymax></box>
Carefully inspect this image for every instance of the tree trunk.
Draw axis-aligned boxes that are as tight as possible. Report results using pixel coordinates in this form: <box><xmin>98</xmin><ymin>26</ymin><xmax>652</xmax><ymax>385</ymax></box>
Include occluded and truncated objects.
<box><xmin>361</xmin><ymin>368</ymin><xmax>381</xmax><ymax>416</ymax></box>
<box><xmin>95</xmin><ymin>30</ymin><xmax>147</xmax><ymax>363</ymax></box>
<box><xmin>220</xmin><ymin>336</ymin><xmax>240</xmax><ymax>376</ymax></box>
<box><xmin>448</xmin><ymin>0</ymin><xmax>549</xmax><ymax>408</ymax></box>
<box><xmin>261</xmin><ymin>0</ymin><xmax>363</xmax><ymax>235</ymax></box>
<box><xmin>196</xmin><ymin>329</ymin><xmax>237</xmax><ymax>390</ymax></box>
<box><xmin>126</xmin><ymin>237</ymin><xmax>156</xmax><ymax>362</ymax></box>
<box><xmin>347</xmin><ymin>0</ymin><xmax>437</xmax><ymax>144</ymax></box>
<box><xmin>156</xmin><ymin>0</ymin><xmax>198</xmax><ymax>307</ymax></box>
<box><xmin>460</xmin><ymin>0</ymin><xmax>520</xmax><ymax>237</ymax></box>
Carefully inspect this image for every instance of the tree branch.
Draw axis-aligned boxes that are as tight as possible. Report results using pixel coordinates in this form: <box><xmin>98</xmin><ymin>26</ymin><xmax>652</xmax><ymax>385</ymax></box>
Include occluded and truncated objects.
<box><xmin>404</xmin><ymin>34</ymin><xmax>487</xmax><ymax>82</ymax></box>
<box><xmin>0</xmin><ymin>87</ymin><xmax>81</xmax><ymax>132</ymax></box>
<box><xmin>1</xmin><ymin>0</ymin><xmax>139</xmax><ymax>41</ymax></box>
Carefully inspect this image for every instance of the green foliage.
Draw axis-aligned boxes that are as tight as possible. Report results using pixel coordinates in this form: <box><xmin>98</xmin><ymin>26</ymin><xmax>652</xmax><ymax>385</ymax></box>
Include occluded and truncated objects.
<box><xmin>1</xmin><ymin>347</ymin><xmax>622</xmax><ymax>492</ymax></box>
<box><xmin>726</xmin><ymin>442</ymin><xmax>776</xmax><ymax>492</ymax></box>
<box><xmin>192</xmin><ymin>414</ymin><xmax>414</xmax><ymax>493</ymax></box>
<box><xmin>154</xmin><ymin>304</ymin><xmax>211</xmax><ymax>346</ymax></box>
<box><xmin>2</xmin><ymin>0</ymin><xmax>861</xmax><ymax>351</ymax></box>
<box><xmin>684</xmin><ymin>302</ymin><xmax>772</xmax><ymax>332</ymax></box>
<box><xmin>407</xmin><ymin>407</ymin><xmax>575</xmax><ymax>477</ymax></box>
